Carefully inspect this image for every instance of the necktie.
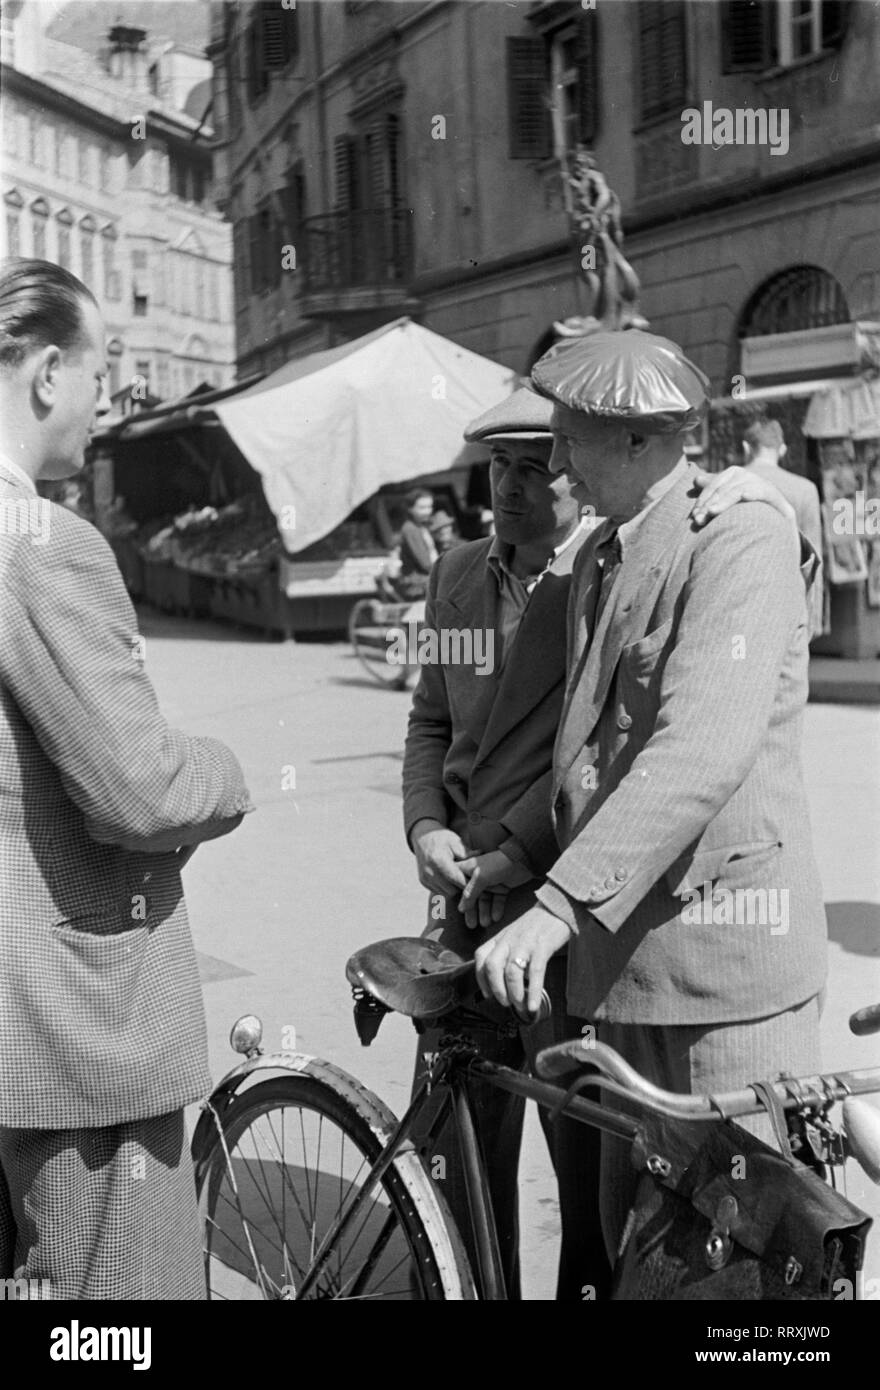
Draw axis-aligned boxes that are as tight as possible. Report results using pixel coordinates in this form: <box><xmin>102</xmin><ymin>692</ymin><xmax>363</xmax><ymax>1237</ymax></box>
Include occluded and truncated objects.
<box><xmin>593</xmin><ymin>529</ymin><xmax>622</xmax><ymax>628</ymax></box>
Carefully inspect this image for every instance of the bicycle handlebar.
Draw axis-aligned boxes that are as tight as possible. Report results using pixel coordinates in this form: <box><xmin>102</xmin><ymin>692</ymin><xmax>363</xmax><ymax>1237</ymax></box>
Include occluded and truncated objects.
<box><xmin>850</xmin><ymin>1002</ymin><xmax>880</xmax><ymax>1037</ymax></box>
<box><xmin>534</xmin><ymin>1037</ymin><xmax>880</xmax><ymax>1122</ymax></box>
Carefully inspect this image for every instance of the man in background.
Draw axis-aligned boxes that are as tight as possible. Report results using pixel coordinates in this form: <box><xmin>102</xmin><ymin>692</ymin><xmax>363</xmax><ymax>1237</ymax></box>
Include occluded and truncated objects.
<box><xmin>739</xmin><ymin>415</ymin><xmax>823</xmax><ymax>637</ymax></box>
<box><xmin>0</xmin><ymin>258</ymin><xmax>252</xmax><ymax>1298</ymax></box>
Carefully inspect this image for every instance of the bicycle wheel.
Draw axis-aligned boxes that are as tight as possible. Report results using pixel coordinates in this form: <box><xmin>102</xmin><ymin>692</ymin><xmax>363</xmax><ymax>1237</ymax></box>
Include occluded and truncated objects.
<box><xmin>349</xmin><ymin>597</ymin><xmax>411</xmax><ymax>689</ymax></box>
<box><xmin>195</xmin><ymin>1063</ymin><xmax>475</xmax><ymax>1301</ymax></box>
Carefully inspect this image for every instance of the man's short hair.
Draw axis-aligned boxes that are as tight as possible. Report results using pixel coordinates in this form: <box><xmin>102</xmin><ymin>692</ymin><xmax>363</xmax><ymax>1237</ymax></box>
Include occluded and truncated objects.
<box><xmin>743</xmin><ymin>417</ymin><xmax>785</xmax><ymax>452</ymax></box>
<box><xmin>0</xmin><ymin>258</ymin><xmax>97</xmax><ymax>372</ymax></box>
<box><xmin>405</xmin><ymin>487</ymin><xmax>432</xmax><ymax>509</ymax></box>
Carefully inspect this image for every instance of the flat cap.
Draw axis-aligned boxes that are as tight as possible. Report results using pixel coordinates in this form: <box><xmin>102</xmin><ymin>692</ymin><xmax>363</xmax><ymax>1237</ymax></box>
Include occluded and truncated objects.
<box><xmin>531</xmin><ymin>330</ymin><xmax>710</xmax><ymax>435</ymax></box>
<box><xmin>464</xmin><ymin>385</ymin><xmax>554</xmax><ymax>442</ymax></box>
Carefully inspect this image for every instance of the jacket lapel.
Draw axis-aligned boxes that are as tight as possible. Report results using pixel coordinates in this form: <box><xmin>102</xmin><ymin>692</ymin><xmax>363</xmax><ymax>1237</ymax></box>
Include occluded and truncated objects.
<box><xmin>476</xmin><ymin>567</ymin><xmax>570</xmax><ymax>762</ymax></box>
<box><xmin>554</xmin><ymin>470</ymin><xmax>700</xmax><ymax>793</ymax></box>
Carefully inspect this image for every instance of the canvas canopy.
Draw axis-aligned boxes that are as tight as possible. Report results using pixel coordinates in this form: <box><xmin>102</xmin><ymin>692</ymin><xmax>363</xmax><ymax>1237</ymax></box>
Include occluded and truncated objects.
<box><xmin>213</xmin><ymin>318</ymin><xmax>515</xmax><ymax>554</ymax></box>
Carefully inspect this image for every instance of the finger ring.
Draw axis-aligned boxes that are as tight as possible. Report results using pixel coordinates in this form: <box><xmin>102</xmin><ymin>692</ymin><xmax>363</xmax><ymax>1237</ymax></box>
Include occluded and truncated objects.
<box><xmin>512</xmin><ymin>956</ymin><xmax>528</xmax><ymax>970</ymax></box>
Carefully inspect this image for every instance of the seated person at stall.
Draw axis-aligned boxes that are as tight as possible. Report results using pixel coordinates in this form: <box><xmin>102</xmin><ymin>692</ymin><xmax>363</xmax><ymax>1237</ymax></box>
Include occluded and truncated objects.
<box><xmin>397</xmin><ymin>488</ymin><xmax>437</xmax><ymax>599</ymax></box>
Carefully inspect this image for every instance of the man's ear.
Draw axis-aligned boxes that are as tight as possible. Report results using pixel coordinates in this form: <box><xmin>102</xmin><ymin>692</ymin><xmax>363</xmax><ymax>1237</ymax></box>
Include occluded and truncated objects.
<box><xmin>32</xmin><ymin>345</ymin><xmax>63</xmax><ymax>408</ymax></box>
<box><xmin>778</xmin><ymin>442</ymin><xmax>788</xmax><ymax>462</ymax></box>
<box><xmin>627</xmin><ymin>431</ymin><xmax>650</xmax><ymax>459</ymax></box>
<box><xmin>742</xmin><ymin>442</ymin><xmax>752</xmax><ymax>463</ymax></box>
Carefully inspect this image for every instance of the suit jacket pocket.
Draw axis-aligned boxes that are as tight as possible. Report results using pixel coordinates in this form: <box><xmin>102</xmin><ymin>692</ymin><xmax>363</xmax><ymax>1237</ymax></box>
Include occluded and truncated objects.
<box><xmin>48</xmin><ymin>921</ymin><xmax>151</xmax><ymax>1029</ymax></box>
<box><xmin>620</xmin><ymin>618</ymin><xmax>674</xmax><ymax>674</ymax></box>
<box><xmin>665</xmin><ymin>840</ymin><xmax>782</xmax><ymax>896</ymax></box>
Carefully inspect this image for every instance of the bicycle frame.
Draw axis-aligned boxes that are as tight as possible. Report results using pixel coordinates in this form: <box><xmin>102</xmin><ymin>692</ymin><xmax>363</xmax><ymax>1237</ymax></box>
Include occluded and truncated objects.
<box><xmin>292</xmin><ymin>1040</ymin><xmax>639</xmax><ymax>1301</ymax></box>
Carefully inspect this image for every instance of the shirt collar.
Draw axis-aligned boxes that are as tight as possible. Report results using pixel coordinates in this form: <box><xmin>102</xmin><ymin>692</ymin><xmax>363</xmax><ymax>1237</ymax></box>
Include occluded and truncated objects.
<box><xmin>615</xmin><ymin>455</ymin><xmax>690</xmax><ymax>554</ymax></box>
<box><xmin>0</xmin><ymin>454</ymin><xmax>39</xmax><ymax>496</ymax></box>
<box><xmin>488</xmin><ymin>515</ymin><xmax>589</xmax><ymax>582</ymax></box>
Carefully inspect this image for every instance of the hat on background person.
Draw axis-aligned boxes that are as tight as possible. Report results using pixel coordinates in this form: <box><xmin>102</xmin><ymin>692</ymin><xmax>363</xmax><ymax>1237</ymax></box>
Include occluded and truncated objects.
<box><xmin>464</xmin><ymin>384</ymin><xmax>554</xmax><ymax>443</ymax></box>
<box><xmin>428</xmin><ymin>510</ymin><xmax>455</xmax><ymax>533</ymax></box>
<box><xmin>531</xmin><ymin>330</ymin><xmax>710</xmax><ymax>435</ymax></box>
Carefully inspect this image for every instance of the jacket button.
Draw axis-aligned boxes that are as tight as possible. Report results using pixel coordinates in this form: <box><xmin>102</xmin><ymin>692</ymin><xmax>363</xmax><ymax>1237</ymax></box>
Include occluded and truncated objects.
<box><xmin>614</xmin><ymin>868</ymin><xmax>628</xmax><ymax>881</ymax></box>
<box><xmin>604</xmin><ymin>877</ymin><xmax>615</xmax><ymax>890</ymax></box>
<box><xmin>617</xmin><ymin>712</ymin><xmax>633</xmax><ymax>731</ymax></box>
<box><xmin>468</xmin><ymin>811</ymin><xmax>482</xmax><ymax>825</ymax></box>
<box><xmin>588</xmin><ymin>885</ymin><xmax>601</xmax><ymax>898</ymax></box>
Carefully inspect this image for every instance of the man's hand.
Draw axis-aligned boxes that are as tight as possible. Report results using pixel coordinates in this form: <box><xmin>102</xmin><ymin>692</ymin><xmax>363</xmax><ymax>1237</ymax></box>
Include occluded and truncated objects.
<box><xmin>456</xmin><ymin>850</ymin><xmax>533</xmax><ymax>930</ymax></box>
<box><xmin>474</xmin><ymin>905</ymin><xmax>572</xmax><ymax>1018</ymax></box>
<box><xmin>410</xmin><ymin>819</ymin><xmax>470</xmax><ymax>895</ymax></box>
<box><xmin>691</xmin><ymin>465</ymin><xmax>796</xmax><ymax>528</ymax></box>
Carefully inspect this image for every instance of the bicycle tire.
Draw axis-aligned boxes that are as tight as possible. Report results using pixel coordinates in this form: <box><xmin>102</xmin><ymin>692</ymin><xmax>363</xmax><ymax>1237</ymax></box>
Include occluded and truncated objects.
<box><xmin>349</xmin><ymin>597</ymin><xmax>412</xmax><ymax>688</ymax></box>
<box><xmin>195</xmin><ymin>1063</ymin><xmax>476</xmax><ymax>1301</ymax></box>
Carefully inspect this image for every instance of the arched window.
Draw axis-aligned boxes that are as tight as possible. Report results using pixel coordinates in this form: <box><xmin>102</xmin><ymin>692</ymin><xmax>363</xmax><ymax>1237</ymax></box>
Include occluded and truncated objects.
<box><xmin>30</xmin><ymin>197</ymin><xmax>50</xmax><ymax>258</ymax></box>
<box><xmin>738</xmin><ymin>265</ymin><xmax>849</xmax><ymax>339</ymax></box>
<box><xmin>107</xmin><ymin>337</ymin><xmax>124</xmax><ymax>396</ymax></box>
<box><xmin>4</xmin><ymin>188</ymin><xmax>24</xmax><ymax>257</ymax></box>
<box><xmin>79</xmin><ymin>214</ymin><xmax>97</xmax><ymax>290</ymax></box>
<box><xmin>56</xmin><ymin>207</ymin><xmax>73</xmax><ymax>269</ymax></box>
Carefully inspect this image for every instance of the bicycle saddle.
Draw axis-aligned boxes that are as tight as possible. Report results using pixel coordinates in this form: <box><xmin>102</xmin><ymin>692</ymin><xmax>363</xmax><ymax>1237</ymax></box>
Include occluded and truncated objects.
<box><xmin>345</xmin><ymin>937</ymin><xmax>478</xmax><ymax>1019</ymax></box>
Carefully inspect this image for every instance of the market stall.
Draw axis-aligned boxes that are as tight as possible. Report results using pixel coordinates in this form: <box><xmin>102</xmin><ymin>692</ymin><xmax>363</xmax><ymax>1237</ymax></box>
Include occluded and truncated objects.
<box><xmin>705</xmin><ymin>321</ymin><xmax>880</xmax><ymax>660</ymax></box>
<box><xmin>90</xmin><ymin>320</ymin><xmax>514</xmax><ymax>636</ymax></box>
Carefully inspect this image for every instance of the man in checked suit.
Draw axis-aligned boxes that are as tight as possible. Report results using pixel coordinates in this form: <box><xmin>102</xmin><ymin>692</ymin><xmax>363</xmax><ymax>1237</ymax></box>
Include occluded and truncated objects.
<box><xmin>404</xmin><ymin>378</ymin><xmax>796</xmax><ymax>1297</ymax></box>
<box><xmin>0</xmin><ymin>259</ymin><xmax>252</xmax><ymax>1298</ymax></box>
<box><xmin>475</xmin><ymin>331</ymin><xmax>826</xmax><ymax>1262</ymax></box>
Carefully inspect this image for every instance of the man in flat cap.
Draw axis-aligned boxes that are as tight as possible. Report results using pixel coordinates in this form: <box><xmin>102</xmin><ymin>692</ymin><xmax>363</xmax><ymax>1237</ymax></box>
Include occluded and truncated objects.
<box><xmin>474</xmin><ymin>331</ymin><xmax>826</xmax><ymax>1262</ymax></box>
<box><xmin>404</xmin><ymin>385</ymin><xmax>609</xmax><ymax>1300</ymax></box>
<box><xmin>404</xmin><ymin>371</ymin><xmax>799</xmax><ymax>1296</ymax></box>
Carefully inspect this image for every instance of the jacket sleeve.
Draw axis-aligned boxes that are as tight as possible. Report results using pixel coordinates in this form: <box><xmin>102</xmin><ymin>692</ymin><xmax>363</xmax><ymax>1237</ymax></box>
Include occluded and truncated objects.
<box><xmin>536</xmin><ymin>506</ymin><xmax>804</xmax><ymax>932</ymax></box>
<box><xmin>402</xmin><ymin>556</ymin><xmax>451</xmax><ymax>845</ymax></box>
<box><xmin>0</xmin><ymin>511</ymin><xmax>253</xmax><ymax>851</ymax></box>
<box><xmin>498</xmin><ymin>770</ymin><xmax>558</xmax><ymax>875</ymax></box>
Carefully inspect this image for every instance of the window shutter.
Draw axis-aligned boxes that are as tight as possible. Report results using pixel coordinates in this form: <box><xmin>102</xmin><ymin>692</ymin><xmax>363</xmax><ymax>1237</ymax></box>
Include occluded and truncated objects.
<box><xmin>821</xmin><ymin>0</ymin><xmax>850</xmax><ymax>49</ymax></box>
<box><xmin>638</xmin><ymin>0</ymin><xmax>687</xmax><ymax>122</ymax></box>
<box><xmin>720</xmin><ymin>0</ymin><xmax>775</xmax><ymax>73</ymax></box>
<box><xmin>283</xmin><ymin>7</ymin><xmax>300</xmax><ymax>63</ymax></box>
<box><xmin>334</xmin><ymin>134</ymin><xmax>356</xmax><ymax>210</ymax></box>
<box><xmin>284</xmin><ymin>164</ymin><xmax>306</xmax><ymax>243</ymax></box>
<box><xmin>576</xmin><ymin>12</ymin><xmax>599</xmax><ymax>143</ymax></box>
<box><xmin>506</xmin><ymin>37</ymin><xmax>552</xmax><ymax>159</ymax></box>
<box><xmin>262</xmin><ymin>4</ymin><xmax>287</xmax><ymax>68</ymax></box>
<box><xmin>364</xmin><ymin>118</ymin><xmax>387</xmax><ymax>209</ymax></box>
<box><xmin>248</xmin><ymin>214</ymin><xmax>261</xmax><ymax>292</ymax></box>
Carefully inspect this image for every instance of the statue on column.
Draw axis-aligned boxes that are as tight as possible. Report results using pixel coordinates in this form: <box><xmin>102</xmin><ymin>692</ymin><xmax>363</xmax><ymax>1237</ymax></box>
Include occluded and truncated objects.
<box><xmin>554</xmin><ymin>147</ymin><xmax>649</xmax><ymax>340</ymax></box>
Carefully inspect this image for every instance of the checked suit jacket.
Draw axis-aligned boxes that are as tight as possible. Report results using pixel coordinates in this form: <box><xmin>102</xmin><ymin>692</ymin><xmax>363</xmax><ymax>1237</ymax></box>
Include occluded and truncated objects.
<box><xmin>0</xmin><ymin>463</ymin><xmax>252</xmax><ymax>1129</ymax></box>
<box><xmin>403</xmin><ymin>531</ymin><xmax>587</xmax><ymax>942</ymax></box>
<box><xmin>535</xmin><ymin>464</ymin><xmax>828</xmax><ymax>1026</ymax></box>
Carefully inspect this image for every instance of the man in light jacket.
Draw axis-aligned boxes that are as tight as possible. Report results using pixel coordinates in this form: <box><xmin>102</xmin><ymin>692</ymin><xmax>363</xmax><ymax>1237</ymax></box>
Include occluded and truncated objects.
<box><xmin>0</xmin><ymin>258</ymin><xmax>252</xmax><ymax>1298</ymax></box>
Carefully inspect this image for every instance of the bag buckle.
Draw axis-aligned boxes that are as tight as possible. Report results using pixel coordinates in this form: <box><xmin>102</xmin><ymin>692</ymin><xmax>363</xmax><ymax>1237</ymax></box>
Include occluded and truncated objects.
<box><xmin>705</xmin><ymin>1195</ymin><xmax>738</xmax><ymax>1272</ymax></box>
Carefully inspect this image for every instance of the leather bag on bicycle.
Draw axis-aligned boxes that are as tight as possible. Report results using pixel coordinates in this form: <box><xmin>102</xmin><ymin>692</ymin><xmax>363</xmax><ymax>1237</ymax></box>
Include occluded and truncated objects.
<box><xmin>612</xmin><ymin>1111</ymin><xmax>872</xmax><ymax>1300</ymax></box>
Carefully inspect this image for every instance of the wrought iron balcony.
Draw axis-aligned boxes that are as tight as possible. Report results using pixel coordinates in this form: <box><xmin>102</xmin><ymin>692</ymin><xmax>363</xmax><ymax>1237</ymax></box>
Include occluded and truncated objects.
<box><xmin>301</xmin><ymin>207</ymin><xmax>414</xmax><ymax>297</ymax></box>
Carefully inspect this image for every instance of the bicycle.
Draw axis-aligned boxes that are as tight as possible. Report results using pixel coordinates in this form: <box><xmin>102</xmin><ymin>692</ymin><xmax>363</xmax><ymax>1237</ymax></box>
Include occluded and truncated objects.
<box><xmin>191</xmin><ymin>935</ymin><xmax>880</xmax><ymax>1301</ymax></box>
<box><xmin>348</xmin><ymin>572</ymin><xmax>426</xmax><ymax>691</ymax></box>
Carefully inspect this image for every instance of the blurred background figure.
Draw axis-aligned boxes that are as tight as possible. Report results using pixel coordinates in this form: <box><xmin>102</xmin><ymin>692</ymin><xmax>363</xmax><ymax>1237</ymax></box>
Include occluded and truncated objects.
<box><xmin>739</xmin><ymin>415</ymin><xmax>824</xmax><ymax>639</ymax></box>
<box><xmin>428</xmin><ymin>509</ymin><xmax>462</xmax><ymax>555</ymax></box>
<box><xmin>397</xmin><ymin>487</ymin><xmax>437</xmax><ymax>600</ymax></box>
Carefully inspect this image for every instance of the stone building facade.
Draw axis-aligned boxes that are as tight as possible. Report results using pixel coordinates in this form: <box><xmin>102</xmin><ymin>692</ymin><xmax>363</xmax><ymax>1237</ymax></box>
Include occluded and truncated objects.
<box><xmin>0</xmin><ymin>3</ymin><xmax>234</xmax><ymax>403</ymax></box>
<box><xmin>208</xmin><ymin>0</ymin><xmax>880</xmax><ymax>395</ymax></box>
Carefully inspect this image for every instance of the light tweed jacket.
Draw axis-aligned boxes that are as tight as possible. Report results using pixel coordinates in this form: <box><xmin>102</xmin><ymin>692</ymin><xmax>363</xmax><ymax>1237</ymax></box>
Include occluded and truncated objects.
<box><xmin>0</xmin><ymin>464</ymin><xmax>251</xmax><ymax>1129</ymax></box>
<box><xmin>535</xmin><ymin>465</ymin><xmax>828</xmax><ymax>1026</ymax></box>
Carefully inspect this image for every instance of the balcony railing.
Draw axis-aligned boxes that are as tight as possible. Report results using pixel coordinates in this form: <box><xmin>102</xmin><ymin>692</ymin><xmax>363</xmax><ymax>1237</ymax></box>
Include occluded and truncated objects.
<box><xmin>301</xmin><ymin>207</ymin><xmax>414</xmax><ymax>296</ymax></box>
